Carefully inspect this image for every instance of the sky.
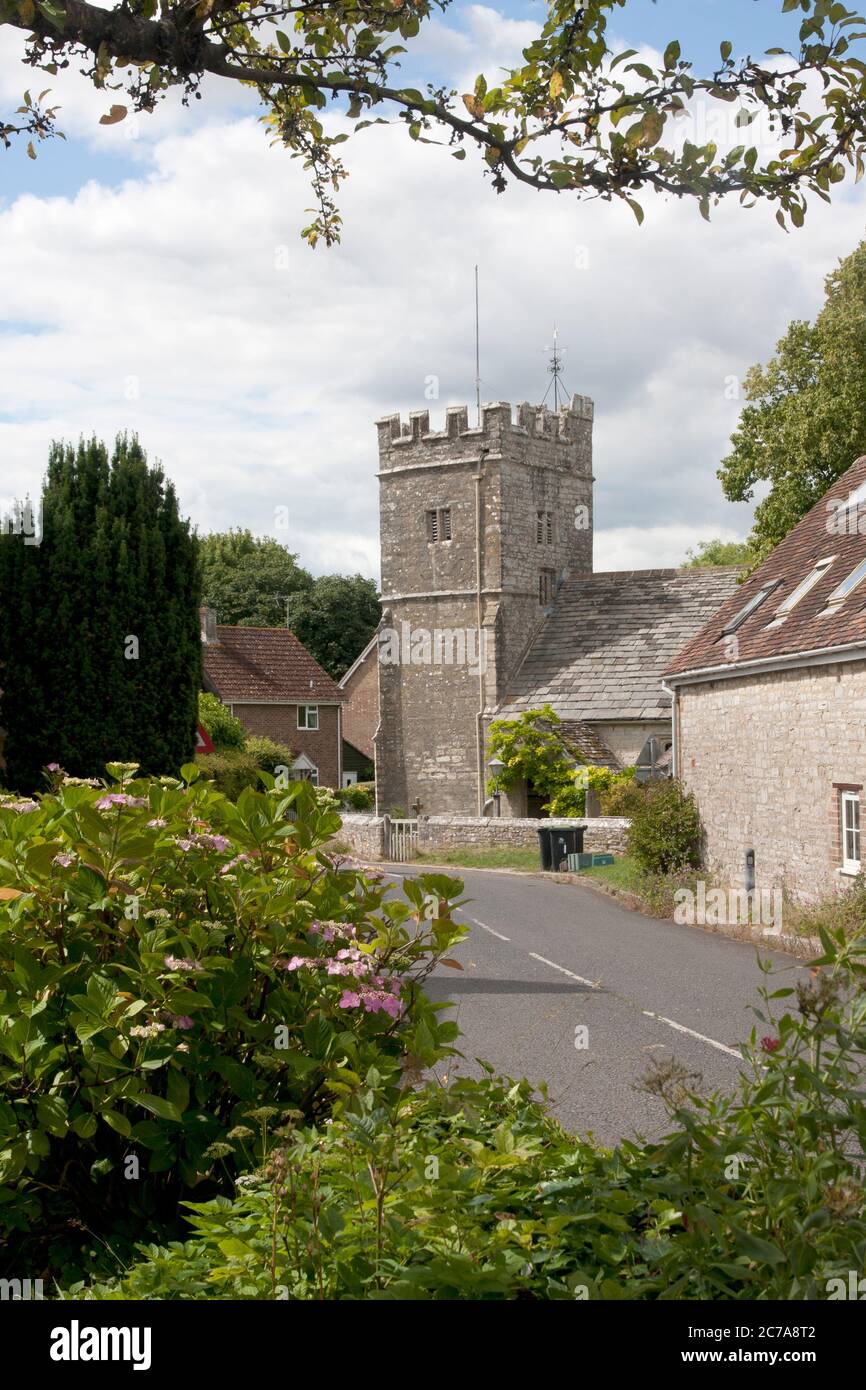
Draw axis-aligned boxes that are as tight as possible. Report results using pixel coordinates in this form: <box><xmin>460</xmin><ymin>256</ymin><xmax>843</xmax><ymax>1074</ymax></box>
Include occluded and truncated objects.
<box><xmin>1</xmin><ymin>1</ymin><xmax>864</xmax><ymax>579</ymax></box>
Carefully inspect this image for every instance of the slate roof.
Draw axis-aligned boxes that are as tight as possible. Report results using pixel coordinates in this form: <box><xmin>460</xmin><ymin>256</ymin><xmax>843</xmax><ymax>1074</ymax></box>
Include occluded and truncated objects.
<box><xmin>203</xmin><ymin>626</ymin><xmax>343</xmax><ymax>704</ymax></box>
<box><xmin>500</xmin><ymin>567</ymin><xmax>743</xmax><ymax>722</ymax></box>
<box><xmin>667</xmin><ymin>456</ymin><xmax>866</xmax><ymax>677</ymax></box>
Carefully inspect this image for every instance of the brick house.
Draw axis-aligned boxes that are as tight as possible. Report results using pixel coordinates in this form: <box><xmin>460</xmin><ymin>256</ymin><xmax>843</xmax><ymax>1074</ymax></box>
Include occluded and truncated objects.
<box><xmin>200</xmin><ymin>607</ymin><xmax>344</xmax><ymax>788</ymax></box>
<box><xmin>338</xmin><ymin>635</ymin><xmax>376</xmax><ymax>784</ymax></box>
<box><xmin>665</xmin><ymin>455</ymin><xmax>866</xmax><ymax>903</ymax></box>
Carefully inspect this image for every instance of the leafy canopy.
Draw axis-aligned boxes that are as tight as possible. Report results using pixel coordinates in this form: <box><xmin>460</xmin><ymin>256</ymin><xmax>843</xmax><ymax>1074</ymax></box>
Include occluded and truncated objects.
<box><xmin>719</xmin><ymin>234</ymin><xmax>866</xmax><ymax>559</ymax></box>
<box><xmin>5</xmin><ymin>1</ymin><xmax>866</xmax><ymax>243</ymax></box>
<box><xmin>681</xmin><ymin>537</ymin><xmax>755</xmax><ymax>568</ymax></box>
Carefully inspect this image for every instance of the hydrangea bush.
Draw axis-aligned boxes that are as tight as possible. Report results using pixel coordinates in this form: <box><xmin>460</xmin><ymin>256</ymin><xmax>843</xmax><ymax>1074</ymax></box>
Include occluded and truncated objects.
<box><xmin>0</xmin><ymin>762</ymin><xmax>465</xmax><ymax>1280</ymax></box>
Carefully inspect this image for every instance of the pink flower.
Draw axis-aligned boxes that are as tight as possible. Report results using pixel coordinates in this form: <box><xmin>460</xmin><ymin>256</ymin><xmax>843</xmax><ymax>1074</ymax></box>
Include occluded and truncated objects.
<box><xmin>338</xmin><ymin>990</ymin><xmax>361</xmax><ymax>1009</ymax></box>
<box><xmin>45</xmin><ymin>762</ymin><xmax>61</xmax><ymax>772</ymax></box>
<box><xmin>52</xmin><ymin>853</ymin><xmax>75</xmax><ymax>868</ymax></box>
<box><xmin>164</xmin><ymin>954</ymin><xmax>204</xmax><ymax>973</ymax></box>
<box><xmin>220</xmin><ymin>853</ymin><xmax>251</xmax><ymax>875</ymax></box>
<box><xmin>95</xmin><ymin>793</ymin><xmax>147</xmax><ymax>811</ymax></box>
<box><xmin>169</xmin><ymin>1015</ymin><xmax>194</xmax><ymax>1030</ymax></box>
<box><xmin>761</xmin><ymin>1036</ymin><xmax>780</xmax><ymax>1053</ymax></box>
<box><xmin>147</xmin><ymin>817</ymin><xmax>167</xmax><ymax>829</ymax></box>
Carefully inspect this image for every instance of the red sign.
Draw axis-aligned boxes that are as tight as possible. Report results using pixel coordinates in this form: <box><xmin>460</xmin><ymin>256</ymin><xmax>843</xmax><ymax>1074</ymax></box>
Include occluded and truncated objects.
<box><xmin>195</xmin><ymin>723</ymin><xmax>214</xmax><ymax>754</ymax></box>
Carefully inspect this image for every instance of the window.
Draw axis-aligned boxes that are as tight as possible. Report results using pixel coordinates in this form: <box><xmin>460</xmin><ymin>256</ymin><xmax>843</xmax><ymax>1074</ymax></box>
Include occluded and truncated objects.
<box><xmin>841</xmin><ymin>791</ymin><xmax>861</xmax><ymax>873</ymax></box>
<box><xmin>536</xmin><ymin>511</ymin><xmax>554</xmax><ymax>545</ymax></box>
<box><xmin>538</xmin><ymin>568</ymin><xmax>556</xmax><ymax>606</ymax></box>
<box><xmin>426</xmin><ymin>507</ymin><xmax>452</xmax><ymax>542</ymax></box>
<box><xmin>719</xmin><ymin>579</ymin><xmax>783</xmax><ymax>637</ymax></box>
<box><xmin>821</xmin><ymin>555</ymin><xmax>866</xmax><ymax>613</ymax></box>
<box><xmin>765</xmin><ymin>556</ymin><xmax>836</xmax><ymax>627</ymax></box>
<box><xmin>297</xmin><ymin>705</ymin><xmax>319</xmax><ymax>730</ymax></box>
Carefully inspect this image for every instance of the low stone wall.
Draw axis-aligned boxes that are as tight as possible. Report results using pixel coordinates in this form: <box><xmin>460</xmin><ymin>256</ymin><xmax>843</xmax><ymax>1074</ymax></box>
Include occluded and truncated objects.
<box><xmin>418</xmin><ymin>816</ymin><xmax>630</xmax><ymax>856</ymax></box>
<box><xmin>333</xmin><ymin>812</ymin><xmax>630</xmax><ymax>861</ymax></box>
<box><xmin>335</xmin><ymin>813</ymin><xmax>386</xmax><ymax>859</ymax></box>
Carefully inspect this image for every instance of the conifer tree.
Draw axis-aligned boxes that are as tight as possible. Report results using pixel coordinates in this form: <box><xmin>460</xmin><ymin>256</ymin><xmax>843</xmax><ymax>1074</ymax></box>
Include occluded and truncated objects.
<box><xmin>0</xmin><ymin>435</ymin><xmax>201</xmax><ymax>791</ymax></box>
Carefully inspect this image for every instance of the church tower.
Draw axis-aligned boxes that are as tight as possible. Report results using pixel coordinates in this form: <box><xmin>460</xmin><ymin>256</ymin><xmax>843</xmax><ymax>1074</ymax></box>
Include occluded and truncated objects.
<box><xmin>375</xmin><ymin>395</ymin><xmax>594</xmax><ymax>815</ymax></box>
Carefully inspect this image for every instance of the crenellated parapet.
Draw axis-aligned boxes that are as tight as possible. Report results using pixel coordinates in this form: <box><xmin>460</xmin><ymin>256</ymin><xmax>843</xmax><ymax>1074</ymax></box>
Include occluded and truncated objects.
<box><xmin>376</xmin><ymin>394</ymin><xmax>594</xmax><ymax>471</ymax></box>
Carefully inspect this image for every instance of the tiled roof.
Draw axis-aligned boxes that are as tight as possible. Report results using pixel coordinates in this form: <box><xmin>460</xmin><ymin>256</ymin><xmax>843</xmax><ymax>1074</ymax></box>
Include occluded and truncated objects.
<box><xmin>500</xmin><ymin>567</ymin><xmax>743</xmax><ymax>721</ymax></box>
<box><xmin>667</xmin><ymin>456</ymin><xmax>866</xmax><ymax>677</ymax></box>
<box><xmin>558</xmin><ymin>720</ymin><xmax>621</xmax><ymax>769</ymax></box>
<box><xmin>203</xmin><ymin>626</ymin><xmax>343</xmax><ymax>703</ymax></box>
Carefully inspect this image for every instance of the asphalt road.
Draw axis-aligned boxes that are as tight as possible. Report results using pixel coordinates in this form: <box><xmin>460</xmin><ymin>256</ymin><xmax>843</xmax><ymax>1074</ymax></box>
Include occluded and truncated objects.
<box><xmin>387</xmin><ymin>867</ymin><xmax>808</xmax><ymax>1146</ymax></box>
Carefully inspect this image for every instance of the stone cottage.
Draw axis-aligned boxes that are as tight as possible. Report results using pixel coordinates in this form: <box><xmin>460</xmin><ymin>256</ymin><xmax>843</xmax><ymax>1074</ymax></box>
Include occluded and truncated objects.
<box><xmin>374</xmin><ymin>394</ymin><xmax>741</xmax><ymax>816</ymax></box>
<box><xmin>665</xmin><ymin>454</ymin><xmax>866</xmax><ymax>903</ymax></box>
<box><xmin>200</xmin><ymin>606</ymin><xmax>344</xmax><ymax>788</ymax></box>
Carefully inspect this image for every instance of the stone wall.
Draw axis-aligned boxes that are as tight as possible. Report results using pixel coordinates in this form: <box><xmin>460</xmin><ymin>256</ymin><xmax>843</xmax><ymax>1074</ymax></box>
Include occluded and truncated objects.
<box><xmin>418</xmin><ymin>815</ymin><xmax>630</xmax><ymax>856</ymax></box>
<box><xmin>677</xmin><ymin>658</ymin><xmax>866</xmax><ymax>902</ymax></box>
<box><xmin>331</xmin><ymin>812</ymin><xmax>630</xmax><ymax>861</ymax></box>
<box><xmin>375</xmin><ymin>397</ymin><xmax>594</xmax><ymax>817</ymax></box>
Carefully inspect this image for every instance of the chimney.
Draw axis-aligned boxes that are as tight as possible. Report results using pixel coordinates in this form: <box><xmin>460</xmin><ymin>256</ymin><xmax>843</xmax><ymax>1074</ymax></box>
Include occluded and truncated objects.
<box><xmin>200</xmin><ymin>606</ymin><xmax>218</xmax><ymax>644</ymax></box>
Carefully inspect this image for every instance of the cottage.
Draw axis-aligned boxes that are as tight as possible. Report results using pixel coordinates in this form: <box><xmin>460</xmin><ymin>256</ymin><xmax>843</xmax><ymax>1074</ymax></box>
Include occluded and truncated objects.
<box><xmin>200</xmin><ymin>606</ymin><xmax>344</xmax><ymax>788</ymax></box>
<box><xmin>665</xmin><ymin>455</ymin><xmax>866</xmax><ymax>903</ymax></box>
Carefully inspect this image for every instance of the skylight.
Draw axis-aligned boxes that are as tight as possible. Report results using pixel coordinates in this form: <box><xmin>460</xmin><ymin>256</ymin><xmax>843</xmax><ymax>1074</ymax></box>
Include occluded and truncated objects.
<box><xmin>764</xmin><ymin>556</ymin><xmax>835</xmax><ymax>628</ymax></box>
<box><xmin>719</xmin><ymin>579</ymin><xmax>783</xmax><ymax>637</ymax></box>
<box><xmin>820</xmin><ymin>555</ymin><xmax>866</xmax><ymax>613</ymax></box>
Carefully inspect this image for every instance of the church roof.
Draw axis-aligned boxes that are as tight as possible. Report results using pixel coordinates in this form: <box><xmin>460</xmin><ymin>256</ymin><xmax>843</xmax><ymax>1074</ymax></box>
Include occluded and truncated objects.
<box><xmin>499</xmin><ymin>567</ymin><xmax>743</xmax><ymax>723</ymax></box>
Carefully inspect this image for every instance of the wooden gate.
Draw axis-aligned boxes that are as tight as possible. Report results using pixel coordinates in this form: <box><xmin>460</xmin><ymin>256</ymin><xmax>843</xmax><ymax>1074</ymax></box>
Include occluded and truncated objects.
<box><xmin>387</xmin><ymin>818</ymin><xmax>418</xmax><ymax>862</ymax></box>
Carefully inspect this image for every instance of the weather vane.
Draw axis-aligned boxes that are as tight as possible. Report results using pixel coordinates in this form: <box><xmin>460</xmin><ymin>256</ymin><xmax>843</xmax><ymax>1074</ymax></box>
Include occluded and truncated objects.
<box><xmin>541</xmin><ymin>326</ymin><xmax>570</xmax><ymax>411</ymax></box>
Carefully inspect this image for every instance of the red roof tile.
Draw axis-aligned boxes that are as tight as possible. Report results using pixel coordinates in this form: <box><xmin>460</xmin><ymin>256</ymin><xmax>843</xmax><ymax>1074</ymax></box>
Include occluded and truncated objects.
<box><xmin>667</xmin><ymin>456</ymin><xmax>866</xmax><ymax>677</ymax></box>
<box><xmin>203</xmin><ymin>626</ymin><xmax>343</xmax><ymax>703</ymax></box>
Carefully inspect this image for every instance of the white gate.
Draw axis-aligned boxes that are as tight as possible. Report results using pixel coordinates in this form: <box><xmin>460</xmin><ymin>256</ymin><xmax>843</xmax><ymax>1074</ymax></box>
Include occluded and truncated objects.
<box><xmin>387</xmin><ymin>818</ymin><xmax>418</xmax><ymax>862</ymax></box>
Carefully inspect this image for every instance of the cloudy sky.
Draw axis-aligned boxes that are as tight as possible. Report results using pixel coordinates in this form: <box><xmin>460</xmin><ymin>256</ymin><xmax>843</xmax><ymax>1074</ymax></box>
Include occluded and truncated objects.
<box><xmin>1</xmin><ymin>1</ymin><xmax>864</xmax><ymax>578</ymax></box>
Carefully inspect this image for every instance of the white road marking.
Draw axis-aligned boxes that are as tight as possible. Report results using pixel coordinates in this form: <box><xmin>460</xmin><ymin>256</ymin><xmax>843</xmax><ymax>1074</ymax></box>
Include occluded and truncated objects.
<box><xmin>529</xmin><ymin>952</ymin><xmax>599</xmax><ymax>989</ymax></box>
<box><xmin>642</xmin><ymin>1010</ymin><xmax>741</xmax><ymax>1059</ymax></box>
<box><xmin>470</xmin><ymin>917</ymin><xmax>510</xmax><ymax>942</ymax></box>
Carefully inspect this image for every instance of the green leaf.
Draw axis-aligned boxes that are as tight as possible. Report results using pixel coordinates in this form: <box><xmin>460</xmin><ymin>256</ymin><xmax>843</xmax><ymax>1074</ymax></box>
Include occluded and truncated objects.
<box><xmin>102</xmin><ymin>1109</ymin><xmax>132</xmax><ymax>1136</ymax></box>
<box><xmin>135</xmin><ymin>1094</ymin><xmax>182</xmax><ymax>1123</ymax></box>
<box><xmin>664</xmin><ymin>40</ymin><xmax>681</xmax><ymax>70</ymax></box>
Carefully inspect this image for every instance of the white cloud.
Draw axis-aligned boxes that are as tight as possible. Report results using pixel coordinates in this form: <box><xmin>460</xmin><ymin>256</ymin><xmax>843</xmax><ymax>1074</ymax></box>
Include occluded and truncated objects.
<box><xmin>0</xmin><ymin>8</ymin><xmax>864</xmax><ymax>584</ymax></box>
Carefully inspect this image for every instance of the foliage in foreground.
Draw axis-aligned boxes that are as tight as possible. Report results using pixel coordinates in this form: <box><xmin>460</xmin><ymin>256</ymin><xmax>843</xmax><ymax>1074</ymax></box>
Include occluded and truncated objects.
<box><xmin>0</xmin><ymin>765</ymin><xmax>465</xmax><ymax>1282</ymax></box>
<box><xmin>5</xmin><ymin>3</ymin><xmax>866</xmax><ymax>244</ymax></box>
<box><xmin>79</xmin><ymin>927</ymin><xmax>866</xmax><ymax>1300</ymax></box>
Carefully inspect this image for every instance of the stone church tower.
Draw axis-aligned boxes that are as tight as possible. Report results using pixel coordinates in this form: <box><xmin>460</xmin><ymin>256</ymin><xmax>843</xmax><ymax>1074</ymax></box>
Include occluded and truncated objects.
<box><xmin>374</xmin><ymin>395</ymin><xmax>594</xmax><ymax>815</ymax></box>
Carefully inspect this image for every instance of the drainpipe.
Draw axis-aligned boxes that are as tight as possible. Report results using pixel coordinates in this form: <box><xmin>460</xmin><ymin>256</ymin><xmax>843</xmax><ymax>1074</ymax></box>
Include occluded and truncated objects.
<box><xmin>474</xmin><ymin>445</ymin><xmax>490</xmax><ymax>815</ymax></box>
<box><xmin>660</xmin><ymin>679</ymin><xmax>678</xmax><ymax>780</ymax></box>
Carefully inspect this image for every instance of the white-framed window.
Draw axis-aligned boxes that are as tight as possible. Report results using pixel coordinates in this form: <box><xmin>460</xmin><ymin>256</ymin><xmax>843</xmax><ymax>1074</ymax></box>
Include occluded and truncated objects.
<box><xmin>292</xmin><ymin>754</ymin><xmax>319</xmax><ymax>786</ymax></box>
<box><xmin>765</xmin><ymin>556</ymin><xmax>835</xmax><ymax>627</ymax></box>
<box><xmin>297</xmin><ymin>705</ymin><xmax>319</xmax><ymax>730</ymax></box>
<box><xmin>841</xmin><ymin>791</ymin><xmax>861</xmax><ymax>873</ymax></box>
<box><xmin>821</xmin><ymin>555</ymin><xmax>866</xmax><ymax>613</ymax></box>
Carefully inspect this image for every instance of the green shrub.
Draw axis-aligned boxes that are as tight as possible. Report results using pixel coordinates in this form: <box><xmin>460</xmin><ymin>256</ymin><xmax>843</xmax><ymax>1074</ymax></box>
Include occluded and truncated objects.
<box><xmin>627</xmin><ymin>779</ymin><xmax>702</xmax><ymax>874</ymax></box>
<box><xmin>597</xmin><ymin>768</ymin><xmax>644</xmax><ymax>817</ymax></box>
<box><xmin>338</xmin><ymin>781</ymin><xmax>375</xmax><ymax>812</ymax></box>
<box><xmin>0</xmin><ymin>764</ymin><xmax>465</xmax><ymax>1283</ymax></box>
<box><xmin>244</xmin><ymin>735</ymin><xmax>298</xmax><ymax>777</ymax></box>
<box><xmin>77</xmin><ymin>925</ymin><xmax>866</xmax><ymax>1300</ymax></box>
<box><xmin>198</xmin><ymin>693</ymin><xmax>245</xmax><ymax>750</ymax></box>
<box><xmin>195</xmin><ymin>748</ymin><xmax>262</xmax><ymax>799</ymax></box>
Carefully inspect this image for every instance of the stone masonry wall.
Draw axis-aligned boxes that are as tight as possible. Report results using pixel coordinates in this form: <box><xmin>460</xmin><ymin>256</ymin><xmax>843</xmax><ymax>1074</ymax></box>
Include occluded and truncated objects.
<box><xmin>332</xmin><ymin>813</ymin><xmax>630</xmax><ymax>860</ymax></box>
<box><xmin>678</xmin><ymin>659</ymin><xmax>866</xmax><ymax>903</ymax></box>
<box><xmin>375</xmin><ymin>397</ymin><xmax>594</xmax><ymax>816</ymax></box>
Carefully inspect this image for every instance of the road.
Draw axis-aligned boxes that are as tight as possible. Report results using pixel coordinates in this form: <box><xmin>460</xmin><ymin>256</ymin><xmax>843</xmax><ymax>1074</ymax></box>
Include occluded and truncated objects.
<box><xmin>387</xmin><ymin>866</ymin><xmax>808</xmax><ymax>1145</ymax></box>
